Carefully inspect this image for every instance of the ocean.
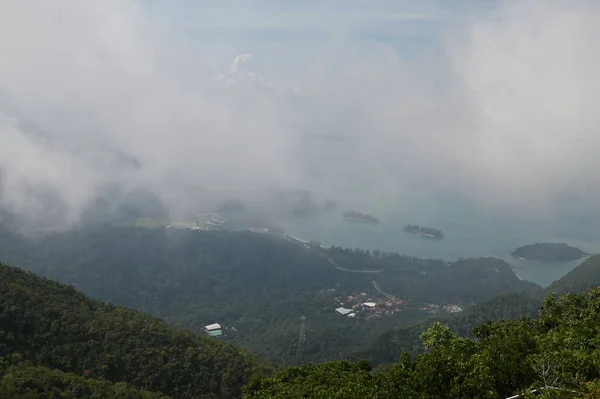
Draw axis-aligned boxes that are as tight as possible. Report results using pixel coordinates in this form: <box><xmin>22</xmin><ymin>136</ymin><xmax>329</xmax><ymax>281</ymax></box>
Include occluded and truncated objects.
<box><xmin>277</xmin><ymin>212</ymin><xmax>600</xmax><ymax>288</ymax></box>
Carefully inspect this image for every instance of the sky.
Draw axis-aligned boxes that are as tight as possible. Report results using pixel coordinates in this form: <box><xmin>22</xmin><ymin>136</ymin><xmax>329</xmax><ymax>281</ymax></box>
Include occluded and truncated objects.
<box><xmin>1</xmin><ymin>0</ymin><xmax>600</xmax><ymax>230</ymax></box>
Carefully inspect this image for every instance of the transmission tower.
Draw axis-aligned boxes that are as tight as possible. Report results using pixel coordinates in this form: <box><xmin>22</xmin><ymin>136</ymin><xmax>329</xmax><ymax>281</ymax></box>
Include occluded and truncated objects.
<box><xmin>296</xmin><ymin>316</ymin><xmax>306</xmax><ymax>358</ymax></box>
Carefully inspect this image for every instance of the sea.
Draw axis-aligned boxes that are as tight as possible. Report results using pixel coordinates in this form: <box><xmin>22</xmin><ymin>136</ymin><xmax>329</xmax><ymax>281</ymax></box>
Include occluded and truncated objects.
<box><xmin>276</xmin><ymin>211</ymin><xmax>600</xmax><ymax>288</ymax></box>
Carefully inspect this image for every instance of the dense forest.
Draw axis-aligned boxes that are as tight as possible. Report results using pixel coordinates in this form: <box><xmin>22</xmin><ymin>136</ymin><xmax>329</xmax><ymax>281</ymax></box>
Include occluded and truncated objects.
<box><xmin>4</xmin><ymin>261</ymin><xmax>600</xmax><ymax>398</ymax></box>
<box><xmin>545</xmin><ymin>254</ymin><xmax>600</xmax><ymax>295</ymax></box>
<box><xmin>0</xmin><ymin>363</ymin><xmax>167</xmax><ymax>399</ymax></box>
<box><xmin>353</xmin><ymin>292</ymin><xmax>541</xmax><ymax>364</ymax></box>
<box><xmin>246</xmin><ymin>288</ymin><xmax>600</xmax><ymax>398</ymax></box>
<box><xmin>0</xmin><ymin>225</ymin><xmax>542</xmax><ymax>365</ymax></box>
<box><xmin>0</xmin><ymin>263</ymin><xmax>271</xmax><ymax>398</ymax></box>
<box><xmin>325</xmin><ymin>247</ymin><xmax>542</xmax><ymax>303</ymax></box>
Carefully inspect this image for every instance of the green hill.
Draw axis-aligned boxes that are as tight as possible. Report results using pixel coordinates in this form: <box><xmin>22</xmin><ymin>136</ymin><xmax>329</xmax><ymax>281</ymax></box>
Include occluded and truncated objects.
<box><xmin>0</xmin><ymin>225</ymin><xmax>542</xmax><ymax>365</ymax></box>
<box><xmin>0</xmin><ymin>263</ymin><xmax>271</xmax><ymax>398</ymax></box>
<box><xmin>245</xmin><ymin>288</ymin><xmax>600</xmax><ymax>398</ymax></box>
<box><xmin>0</xmin><ymin>363</ymin><xmax>167</xmax><ymax>399</ymax></box>
<box><xmin>546</xmin><ymin>254</ymin><xmax>600</xmax><ymax>295</ymax></box>
<box><xmin>351</xmin><ymin>292</ymin><xmax>541</xmax><ymax>365</ymax></box>
<box><xmin>4</xmin><ymin>259</ymin><xmax>600</xmax><ymax>398</ymax></box>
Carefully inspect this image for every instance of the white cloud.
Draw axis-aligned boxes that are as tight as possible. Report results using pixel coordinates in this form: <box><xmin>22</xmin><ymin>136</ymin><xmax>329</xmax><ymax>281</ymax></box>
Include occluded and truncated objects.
<box><xmin>0</xmin><ymin>0</ymin><xmax>599</xmax><ymax>228</ymax></box>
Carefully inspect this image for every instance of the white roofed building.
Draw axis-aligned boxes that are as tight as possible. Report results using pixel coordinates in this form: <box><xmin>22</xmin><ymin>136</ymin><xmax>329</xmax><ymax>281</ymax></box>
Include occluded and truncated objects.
<box><xmin>205</xmin><ymin>323</ymin><xmax>221</xmax><ymax>331</ymax></box>
<box><xmin>335</xmin><ymin>307</ymin><xmax>353</xmax><ymax>316</ymax></box>
<box><xmin>204</xmin><ymin>323</ymin><xmax>223</xmax><ymax>338</ymax></box>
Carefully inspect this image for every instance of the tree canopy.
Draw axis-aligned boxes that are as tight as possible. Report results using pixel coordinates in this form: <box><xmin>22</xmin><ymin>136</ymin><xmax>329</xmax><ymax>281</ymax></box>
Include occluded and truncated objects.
<box><xmin>0</xmin><ymin>225</ymin><xmax>542</xmax><ymax>365</ymax></box>
<box><xmin>0</xmin><ymin>262</ymin><xmax>271</xmax><ymax>398</ymax></box>
<box><xmin>246</xmin><ymin>288</ymin><xmax>600</xmax><ymax>398</ymax></box>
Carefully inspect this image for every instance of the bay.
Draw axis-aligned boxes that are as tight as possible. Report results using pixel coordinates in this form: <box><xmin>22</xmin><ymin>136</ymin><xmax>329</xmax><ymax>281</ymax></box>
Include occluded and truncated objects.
<box><xmin>277</xmin><ymin>211</ymin><xmax>600</xmax><ymax>288</ymax></box>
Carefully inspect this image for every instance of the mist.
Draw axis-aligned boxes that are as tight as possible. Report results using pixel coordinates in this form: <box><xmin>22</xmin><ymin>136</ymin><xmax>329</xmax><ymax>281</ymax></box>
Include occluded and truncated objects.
<box><xmin>1</xmin><ymin>0</ymin><xmax>599</xmax><ymax>233</ymax></box>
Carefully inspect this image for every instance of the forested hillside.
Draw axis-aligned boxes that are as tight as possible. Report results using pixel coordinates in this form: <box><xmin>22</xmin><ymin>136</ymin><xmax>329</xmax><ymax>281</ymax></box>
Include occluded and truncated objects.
<box><xmin>351</xmin><ymin>292</ymin><xmax>541</xmax><ymax>364</ymax></box>
<box><xmin>2</xmin><ymin>254</ymin><xmax>600</xmax><ymax>398</ymax></box>
<box><xmin>546</xmin><ymin>254</ymin><xmax>600</xmax><ymax>295</ymax></box>
<box><xmin>0</xmin><ymin>263</ymin><xmax>271</xmax><ymax>398</ymax></box>
<box><xmin>245</xmin><ymin>288</ymin><xmax>600</xmax><ymax>398</ymax></box>
<box><xmin>0</xmin><ymin>363</ymin><xmax>167</xmax><ymax>399</ymax></box>
<box><xmin>0</xmin><ymin>225</ymin><xmax>543</xmax><ymax>365</ymax></box>
<box><xmin>328</xmin><ymin>247</ymin><xmax>542</xmax><ymax>303</ymax></box>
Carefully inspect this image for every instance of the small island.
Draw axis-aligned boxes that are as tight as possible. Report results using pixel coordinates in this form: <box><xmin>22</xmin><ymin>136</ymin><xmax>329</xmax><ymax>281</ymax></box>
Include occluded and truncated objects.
<box><xmin>343</xmin><ymin>210</ymin><xmax>379</xmax><ymax>225</ymax></box>
<box><xmin>403</xmin><ymin>225</ymin><xmax>444</xmax><ymax>239</ymax></box>
<box><xmin>511</xmin><ymin>243</ymin><xmax>589</xmax><ymax>262</ymax></box>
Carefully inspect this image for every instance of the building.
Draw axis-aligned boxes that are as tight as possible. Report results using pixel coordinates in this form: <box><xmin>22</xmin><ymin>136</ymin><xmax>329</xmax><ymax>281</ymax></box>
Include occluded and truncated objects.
<box><xmin>335</xmin><ymin>307</ymin><xmax>353</xmax><ymax>316</ymax></box>
<box><xmin>363</xmin><ymin>302</ymin><xmax>377</xmax><ymax>308</ymax></box>
<box><xmin>204</xmin><ymin>323</ymin><xmax>222</xmax><ymax>337</ymax></box>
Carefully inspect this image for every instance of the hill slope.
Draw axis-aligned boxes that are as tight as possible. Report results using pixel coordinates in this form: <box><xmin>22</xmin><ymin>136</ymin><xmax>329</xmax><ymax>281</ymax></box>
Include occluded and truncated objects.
<box><xmin>0</xmin><ymin>225</ymin><xmax>542</xmax><ymax>365</ymax></box>
<box><xmin>546</xmin><ymin>254</ymin><xmax>600</xmax><ymax>295</ymax></box>
<box><xmin>245</xmin><ymin>288</ymin><xmax>600</xmax><ymax>398</ymax></box>
<box><xmin>0</xmin><ymin>363</ymin><xmax>167</xmax><ymax>399</ymax></box>
<box><xmin>0</xmin><ymin>263</ymin><xmax>271</xmax><ymax>399</ymax></box>
<box><xmin>351</xmin><ymin>292</ymin><xmax>541</xmax><ymax>364</ymax></box>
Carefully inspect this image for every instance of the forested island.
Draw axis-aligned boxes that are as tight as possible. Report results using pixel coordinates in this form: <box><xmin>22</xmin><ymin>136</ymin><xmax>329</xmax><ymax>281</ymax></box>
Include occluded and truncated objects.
<box><xmin>511</xmin><ymin>242</ymin><xmax>589</xmax><ymax>262</ymax></box>
<box><xmin>343</xmin><ymin>210</ymin><xmax>379</xmax><ymax>225</ymax></box>
<box><xmin>403</xmin><ymin>224</ymin><xmax>444</xmax><ymax>239</ymax></box>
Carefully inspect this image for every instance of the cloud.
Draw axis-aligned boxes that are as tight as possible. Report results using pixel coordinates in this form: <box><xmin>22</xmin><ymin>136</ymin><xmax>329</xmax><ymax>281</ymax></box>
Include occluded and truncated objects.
<box><xmin>0</xmin><ymin>0</ymin><xmax>599</xmax><ymax>229</ymax></box>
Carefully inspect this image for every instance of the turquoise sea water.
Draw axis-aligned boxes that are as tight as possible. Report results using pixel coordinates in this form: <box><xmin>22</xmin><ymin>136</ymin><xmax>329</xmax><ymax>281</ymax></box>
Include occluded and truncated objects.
<box><xmin>277</xmin><ymin>212</ymin><xmax>600</xmax><ymax>288</ymax></box>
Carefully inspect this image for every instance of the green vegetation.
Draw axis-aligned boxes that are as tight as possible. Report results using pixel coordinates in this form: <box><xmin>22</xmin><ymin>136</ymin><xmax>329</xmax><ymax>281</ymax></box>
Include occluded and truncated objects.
<box><xmin>342</xmin><ymin>210</ymin><xmax>379</xmax><ymax>225</ymax></box>
<box><xmin>512</xmin><ymin>242</ymin><xmax>589</xmax><ymax>262</ymax></box>
<box><xmin>0</xmin><ymin>363</ymin><xmax>167</xmax><ymax>399</ymax></box>
<box><xmin>326</xmin><ymin>248</ymin><xmax>542</xmax><ymax>303</ymax></box>
<box><xmin>0</xmin><ymin>225</ymin><xmax>542</xmax><ymax>366</ymax></box>
<box><xmin>2</xmin><ymin>229</ymin><xmax>600</xmax><ymax>397</ymax></box>
<box><xmin>546</xmin><ymin>254</ymin><xmax>600</xmax><ymax>295</ymax></box>
<box><xmin>246</xmin><ymin>288</ymin><xmax>600</xmax><ymax>398</ymax></box>
<box><xmin>0</xmin><ymin>263</ymin><xmax>271</xmax><ymax>399</ymax></box>
<box><xmin>353</xmin><ymin>292</ymin><xmax>541</xmax><ymax>364</ymax></box>
<box><xmin>403</xmin><ymin>225</ymin><xmax>444</xmax><ymax>239</ymax></box>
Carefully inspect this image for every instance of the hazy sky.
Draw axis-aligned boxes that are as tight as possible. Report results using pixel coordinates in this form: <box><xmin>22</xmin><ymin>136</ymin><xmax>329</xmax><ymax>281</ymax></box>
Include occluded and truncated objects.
<box><xmin>0</xmin><ymin>0</ymin><xmax>599</xmax><ymax>227</ymax></box>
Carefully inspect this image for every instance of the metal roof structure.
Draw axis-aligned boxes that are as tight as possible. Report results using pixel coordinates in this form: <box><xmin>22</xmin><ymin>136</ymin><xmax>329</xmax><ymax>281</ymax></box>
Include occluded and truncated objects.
<box><xmin>335</xmin><ymin>307</ymin><xmax>352</xmax><ymax>316</ymax></box>
<box><xmin>204</xmin><ymin>323</ymin><xmax>222</xmax><ymax>331</ymax></box>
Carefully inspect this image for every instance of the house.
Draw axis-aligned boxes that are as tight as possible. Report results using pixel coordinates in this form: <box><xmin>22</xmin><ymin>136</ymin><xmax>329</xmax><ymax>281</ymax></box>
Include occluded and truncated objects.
<box><xmin>204</xmin><ymin>323</ymin><xmax>223</xmax><ymax>337</ymax></box>
<box><xmin>335</xmin><ymin>307</ymin><xmax>353</xmax><ymax>316</ymax></box>
<box><xmin>363</xmin><ymin>302</ymin><xmax>377</xmax><ymax>308</ymax></box>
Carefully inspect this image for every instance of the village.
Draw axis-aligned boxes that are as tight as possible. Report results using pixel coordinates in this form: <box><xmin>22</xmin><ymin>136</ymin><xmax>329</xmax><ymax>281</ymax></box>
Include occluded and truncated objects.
<box><xmin>333</xmin><ymin>290</ymin><xmax>463</xmax><ymax>319</ymax></box>
<box><xmin>201</xmin><ymin>290</ymin><xmax>464</xmax><ymax>341</ymax></box>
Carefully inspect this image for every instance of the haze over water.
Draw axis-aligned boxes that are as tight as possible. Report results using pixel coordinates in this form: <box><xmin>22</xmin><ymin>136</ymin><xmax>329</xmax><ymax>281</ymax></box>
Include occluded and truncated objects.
<box><xmin>277</xmin><ymin>210</ymin><xmax>600</xmax><ymax>288</ymax></box>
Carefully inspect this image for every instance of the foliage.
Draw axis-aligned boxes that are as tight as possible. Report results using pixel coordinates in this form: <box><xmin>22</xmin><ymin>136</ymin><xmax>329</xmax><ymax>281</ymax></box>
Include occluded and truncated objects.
<box><xmin>0</xmin><ymin>362</ymin><xmax>166</xmax><ymax>399</ymax></box>
<box><xmin>0</xmin><ymin>263</ymin><xmax>271</xmax><ymax>399</ymax></box>
<box><xmin>0</xmin><ymin>225</ymin><xmax>542</xmax><ymax>365</ymax></box>
<box><xmin>546</xmin><ymin>254</ymin><xmax>600</xmax><ymax>295</ymax></box>
<box><xmin>3</xmin><ymin>250</ymin><xmax>600</xmax><ymax>397</ymax></box>
<box><xmin>246</xmin><ymin>288</ymin><xmax>600</xmax><ymax>398</ymax></box>
<box><xmin>352</xmin><ymin>292</ymin><xmax>541</xmax><ymax>364</ymax></box>
<box><xmin>326</xmin><ymin>247</ymin><xmax>543</xmax><ymax>303</ymax></box>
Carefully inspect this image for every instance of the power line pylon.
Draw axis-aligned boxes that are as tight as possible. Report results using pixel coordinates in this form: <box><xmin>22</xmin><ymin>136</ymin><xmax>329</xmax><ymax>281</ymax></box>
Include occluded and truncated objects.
<box><xmin>297</xmin><ymin>316</ymin><xmax>306</xmax><ymax>359</ymax></box>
